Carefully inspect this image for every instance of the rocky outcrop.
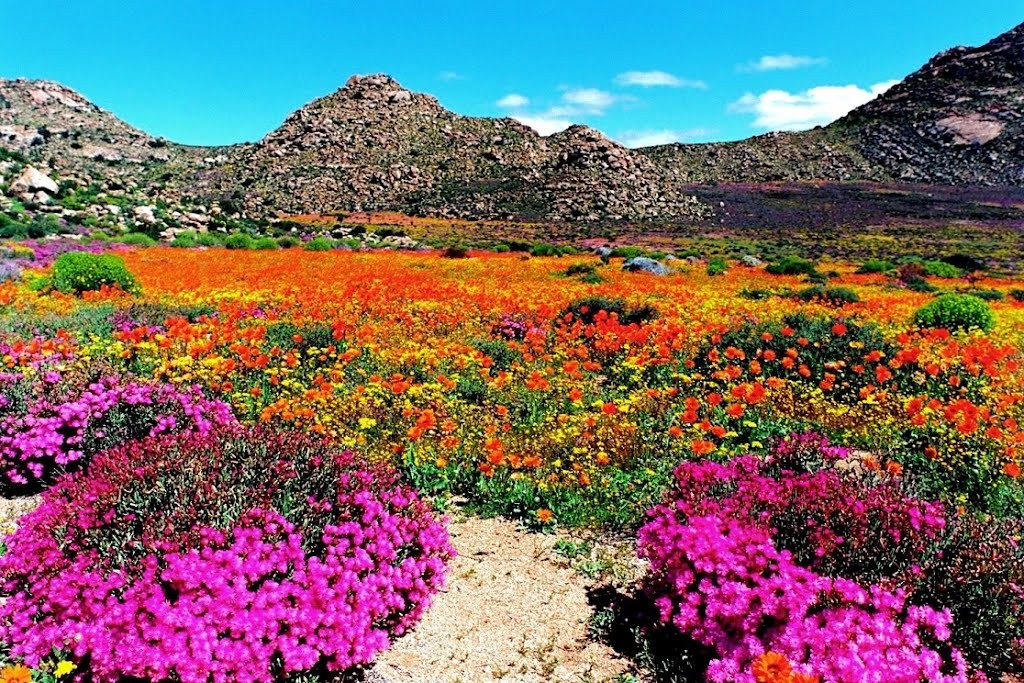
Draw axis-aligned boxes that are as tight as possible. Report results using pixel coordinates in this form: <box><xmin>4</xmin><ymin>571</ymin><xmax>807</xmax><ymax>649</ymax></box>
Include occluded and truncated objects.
<box><xmin>9</xmin><ymin>165</ymin><xmax>58</xmax><ymax>201</ymax></box>
<box><xmin>2</xmin><ymin>20</ymin><xmax>1024</xmax><ymax>224</ymax></box>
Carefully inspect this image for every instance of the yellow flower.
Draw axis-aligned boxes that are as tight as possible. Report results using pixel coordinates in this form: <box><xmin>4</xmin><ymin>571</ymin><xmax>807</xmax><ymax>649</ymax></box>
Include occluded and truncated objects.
<box><xmin>55</xmin><ymin>660</ymin><xmax>76</xmax><ymax>677</ymax></box>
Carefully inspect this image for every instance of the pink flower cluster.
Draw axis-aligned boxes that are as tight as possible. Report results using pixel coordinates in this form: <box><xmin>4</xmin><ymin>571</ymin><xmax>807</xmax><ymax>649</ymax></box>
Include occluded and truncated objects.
<box><xmin>638</xmin><ymin>455</ymin><xmax>980</xmax><ymax>683</ymax></box>
<box><xmin>0</xmin><ymin>375</ymin><xmax>234</xmax><ymax>486</ymax></box>
<box><xmin>0</xmin><ymin>430</ymin><xmax>453</xmax><ymax>683</ymax></box>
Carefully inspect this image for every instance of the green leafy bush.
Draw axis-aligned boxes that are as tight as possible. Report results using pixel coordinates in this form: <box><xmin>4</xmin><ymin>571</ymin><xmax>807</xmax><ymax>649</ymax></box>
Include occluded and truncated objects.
<box><xmin>914</xmin><ymin>294</ymin><xmax>994</xmax><ymax>332</ymax></box>
<box><xmin>794</xmin><ymin>285</ymin><xmax>860</xmax><ymax>306</ymax></box>
<box><xmin>1010</xmin><ymin>289</ymin><xmax>1024</xmax><ymax>303</ymax></box>
<box><xmin>52</xmin><ymin>252</ymin><xmax>140</xmax><ymax>295</ymax></box>
<box><xmin>961</xmin><ymin>288</ymin><xmax>1005</xmax><ymax>301</ymax></box>
<box><xmin>530</xmin><ymin>243</ymin><xmax>559</xmax><ymax>257</ymax></box>
<box><xmin>224</xmin><ymin>233</ymin><xmax>253</xmax><ymax>250</ymax></box>
<box><xmin>117</xmin><ymin>232</ymin><xmax>158</xmax><ymax>247</ymax></box>
<box><xmin>304</xmin><ymin>236</ymin><xmax>334</xmax><ymax>251</ymax></box>
<box><xmin>856</xmin><ymin>259</ymin><xmax>895</xmax><ymax>274</ymax></box>
<box><xmin>705</xmin><ymin>257</ymin><xmax>728</xmax><ymax>277</ymax></box>
<box><xmin>252</xmin><ymin>237</ymin><xmax>279</xmax><ymax>250</ymax></box>
<box><xmin>561</xmin><ymin>296</ymin><xmax>658</xmax><ymax>326</ymax></box>
<box><xmin>923</xmin><ymin>260</ymin><xmax>963</xmax><ymax>279</ymax></box>
<box><xmin>765</xmin><ymin>256</ymin><xmax>817</xmax><ymax>276</ymax></box>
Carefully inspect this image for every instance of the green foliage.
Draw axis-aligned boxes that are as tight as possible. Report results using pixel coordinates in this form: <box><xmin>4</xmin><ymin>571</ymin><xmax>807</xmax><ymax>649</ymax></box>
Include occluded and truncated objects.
<box><xmin>276</xmin><ymin>236</ymin><xmax>300</xmax><ymax>249</ymax></box>
<box><xmin>765</xmin><ymin>256</ymin><xmax>818</xmax><ymax>276</ymax></box>
<box><xmin>610</xmin><ymin>246</ymin><xmax>645</xmax><ymax>260</ymax></box>
<box><xmin>224</xmin><ymin>233</ymin><xmax>254</xmax><ymax>250</ymax></box>
<box><xmin>564</xmin><ymin>263</ymin><xmax>598</xmax><ymax>278</ymax></box>
<box><xmin>914</xmin><ymin>294</ymin><xmax>994</xmax><ymax>332</ymax></box>
<box><xmin>922</xmin><ymin>260</ymin><xmax>963</xmax><ymax>279</ymax></box>
<box><xmin>1010</xmin><ymin>289</ymin><xmax>1024</xmax><ymax>303</ymax></box>
<box><xmin>252</xmin><ymin>237</ymin><xmax>279</xmax><ymax>250</ymax></box>
<box><xmin>856</xmin><ymin>259</ymin><xmax>895</xmax><ymax>274</ymax></box>
<box><xmin>961</xmin><ymin>288</ymin><xmax>1005</xmax><ymax>302</ymax></box>
<box><xmin>492</xmin><ymin>243</ymin><xmax>511</xmax><ymax>253</ymax></box>
<box><xmin>196</xmin><ymin>232</ymin><xmax>222</xmax><ymax>247</ymax></box>
<box><xmin>529</xmin><ymin>242</ymin><xmax>559</xmax><ymax>257</ymax></box>
<box><xmin>793</xmin><ymin>285</ymin><xmax>860</xmax><ymax>306</ymax></box>
<box><xmin>705</xmin><ymin>257</ymin><xmax>728</xmax><ymax>277</ymax></box>
<box><xmin>116</xmin><ymin>232</ymin><xmax>158</xmax><ymax>248</ymax></box>
<box><xmin>170</xmin><ymin>231</ymin><xmax>199</xmax><ymax>248</ymax></box>
<box><xmin>304</xmin><ymin>237</ymin><xmax>334</xmax><ymax>252</ymax></box>
<box><xmin>51</xmin><ymin>252</ymin><xmax>139</xmax><ymax>295</ymax></box>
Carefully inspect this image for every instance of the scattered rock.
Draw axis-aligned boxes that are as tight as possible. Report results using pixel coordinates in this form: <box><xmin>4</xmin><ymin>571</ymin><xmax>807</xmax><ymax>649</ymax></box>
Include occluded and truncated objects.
<box><xmin>10</xmin><ymin>165</ymin><xmax>58</xmax><ymax>195</ymax></box>
<box><xmin>622</xmin><ymin>256</ymin><xmax>670</xmax><ymax>276</ymax></box>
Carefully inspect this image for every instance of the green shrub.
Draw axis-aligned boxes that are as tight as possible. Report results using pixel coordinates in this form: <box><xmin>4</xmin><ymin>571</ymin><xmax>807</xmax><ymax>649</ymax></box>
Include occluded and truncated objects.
<box><xmin>564</xmin><ymin>263</ymin><xmax>598</xmax><ymax>277</ymax></box>
<box><xmin>196</xmin><ymin>232</ymin><xmax>222</xmax><ymax>247</ymax></box>
<box><xmin>117</xmin><ymin>232</ymin><xmax>158</xmax><ymax>248</ymax></box>
<box><xmin>170</xmin><ymin>231</ymin><xmax>199</xmax><ymax>248</ymax></box>
<box><xmin>530</xmin><ymin>243</ymin><xmax>559</xmax><ymax>257</ymax></box>
<box><xmin>52</xmin><ymin>252</ymin><xmax>139</xmax><ymax>295</ymax></box>
<box><xmin>794</xmin><ymin>286</ymin><xmax>860</xmax><ymax>306</ymax></box>
<box><xmin>922</xmin><ymin>260</ymin><xmax>963</xmax><ymax>279</ymax></box>
<box><xmin>1009</xmin><ymin>289</ymin><xmax>1024</xmax><ymax>303</ymax></box>
<box><xmin>304</xmin><ymin>236</ymin><xmax>334</xmax><ymax>251</ymax></box>
<box><xmin>706</xmin><ymin>257</ymin><xmax>728</xmax><ymax>277</ymax></box>
<box><xmin>491</xmin><ymin>243</ymin><xmax>510</xmax><ymax>253</ymax></box>
<box><xmin>610</xmin><ymin>246</ymin><xmax>645</xmax><ymax>260</ymax></box>
<box><xmin>856</xmin><ymin>259</ymin><xmax>895</xmax><ymax>274</ymax></box>
<box><xmin>252</xmin><ymin>237</ymin><xmax>279</xmax><ymax>250</ymax></box>
<box><xmin>962</xmin><ymin>288</ymin><xmax>1005</xmax><ymax>302</ymax></box>
<box><xmin>276</xmin><ymin>236</ymin><xmax>300</xmax><ymax>249</ymax></box>
<box><xmin>765</xmin><ymin>256</ymin><xmax>817</xmax><ymax>276</ymax></box>
<box><xmin>224</xmin><ymin>233</ymin><xmax>253</xmax><ymax>250</ymax></box>
<box><xmin>914</xmin><ymin>294</ymin><xmax>994</xmax><ymax>332</ymax></box>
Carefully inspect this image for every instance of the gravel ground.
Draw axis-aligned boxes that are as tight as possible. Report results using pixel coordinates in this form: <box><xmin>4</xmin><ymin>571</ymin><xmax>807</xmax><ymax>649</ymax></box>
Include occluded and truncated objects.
<box><xmin>372</xmin><ymin>516</ymin><xmax>636</xmax><ymax>683</ymax></box>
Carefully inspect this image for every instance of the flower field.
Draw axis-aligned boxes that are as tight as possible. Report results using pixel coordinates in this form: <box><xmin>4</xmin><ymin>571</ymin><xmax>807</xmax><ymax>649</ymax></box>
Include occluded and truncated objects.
<box><xmin>3</xmin><ymin>244</ymin><xmax>1024</xmax><ymax>682</ymax></box>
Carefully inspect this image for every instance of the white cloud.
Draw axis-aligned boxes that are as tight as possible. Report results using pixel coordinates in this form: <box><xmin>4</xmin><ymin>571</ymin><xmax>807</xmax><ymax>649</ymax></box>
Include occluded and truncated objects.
<box><xmin>616</xmin><ymin>128</ymin><xmax>717</xmax><ymax>148</ymax></box>
<box><xmin>497</xmin><ymin>93</ymin><xmax>530</xmax><ymax>108</ymax></box>
<box><xmin>561</xmin><ymin>88</ymin><xmax>617</xmax><ymax>113</ymax></box>
<box><xmin>615</xmin><ymin>70</ymin><xmax>707</xmax><ymax>88</ymax></box>
<box><xmin>741</xmin><ymin>55</ymin><xmax>828</xmax><ymax>72</ymax></box>
<box><xmin>730</xmin><ymin>80</ymin><xmax>899</xmax><ymax>131</ymax></box>
<box><xmin>513</xmin><ymin>115</ymin><xmax>573</xmax><ymax>136</ymax></box>
<box><xmin>438</xmin><ymin>71</ymin><xmax>464</xmax><ymax>81</ymax></box>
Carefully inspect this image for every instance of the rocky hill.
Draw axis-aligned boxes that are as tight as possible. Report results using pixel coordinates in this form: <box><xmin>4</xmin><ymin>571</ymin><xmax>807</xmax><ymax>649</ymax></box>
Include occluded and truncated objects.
<box><xmin>192</xmin><ymin>74</ymin><xmax>708</xmax><ymax>221</ymax></box>
<box><xmin>645</xmin><ymin>22</ymin><xmax>1024</xmax><ymax>186</ymax></box>
<box><xmin>2</xmin><ymin>21</ymin><xmax>1024</xmax><ymax>225</ymax></box>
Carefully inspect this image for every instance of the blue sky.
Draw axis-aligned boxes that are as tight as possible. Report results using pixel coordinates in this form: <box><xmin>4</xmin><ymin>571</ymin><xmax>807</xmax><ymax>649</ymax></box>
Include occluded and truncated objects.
<box><xmin>2</xmin><ymin>1</ymin><xmax>1020</xmax><ymax>147</ymax></box>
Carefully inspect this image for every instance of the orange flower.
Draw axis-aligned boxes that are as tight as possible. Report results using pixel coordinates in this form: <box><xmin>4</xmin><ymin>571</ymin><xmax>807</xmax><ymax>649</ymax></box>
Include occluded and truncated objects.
<box><xmin>690</xmin><ymin>439</ymin><xmax>716</xmax><ymax>455</ymax></box>
<box><xmin>751</xmin><ymin>652</ymin><xmax>793</xmax><ymax>683</ymax></box>
<box><xmin>0</xmin><ymin>665</ymin><xmax>31</xmax><ymax>683</ymax></box>
<box><xmin>1004</xmin><ymin>462</ymin><xmax>1021</xmax><ymax>478</ymax></box>
<box><xmin>568</xmin><ymin>387</ymin><xmax>584</xmax><ymax>402</ymax></box>
<box><xmin>536</xmin><ymin>508</ymin><xmax>554</xmax><ymax>524</ymax></box>
<box><xmin>601</xmin><ymin>402</ymin><xmax>618</xmax><ymax>415</ymax></box>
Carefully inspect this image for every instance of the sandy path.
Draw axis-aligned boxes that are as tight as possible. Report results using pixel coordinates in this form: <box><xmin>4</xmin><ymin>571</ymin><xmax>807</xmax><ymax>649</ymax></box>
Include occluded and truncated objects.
<box><xmin>372</xmin><ymin>516</ymin><xmax>633</xmax><ymax>683</ymax></box>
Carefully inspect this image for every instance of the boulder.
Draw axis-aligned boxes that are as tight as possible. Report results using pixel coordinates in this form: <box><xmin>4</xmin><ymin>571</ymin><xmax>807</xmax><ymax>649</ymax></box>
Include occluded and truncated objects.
<box><xmin>133</xmin><ymin>205</ymin><xmax>157</xmax><ymax>224</ymax></box>
<box><xmin>740</xmin><ymin>255</ymin><xmax>765</xmax><ymax>267</ymax></box>
<box><xmin>10</xmin><ymin>165</ymin><xmax>58</xmax><ymax>195</ymax></box>
<box><xmin>622</xmin><ymin>256</ymin><xmax>670</xmax><ymax>276</ymax></box>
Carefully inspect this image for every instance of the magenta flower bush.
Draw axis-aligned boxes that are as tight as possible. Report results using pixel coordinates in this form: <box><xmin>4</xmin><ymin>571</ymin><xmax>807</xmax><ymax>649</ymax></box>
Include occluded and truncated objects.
<box><xmin>0</xmin><ymin>371</ymin><xmax>233</xmax><ymax>487</ymax></box>
<box><xmin>637</xmin><ymin>443</ymin><xmax>984</xmax><ymax>682</ymax></box>
<box><xmin>0</xmin><ymin>427</ymin><xmax>453</xmax><ymax>683</ymax></box>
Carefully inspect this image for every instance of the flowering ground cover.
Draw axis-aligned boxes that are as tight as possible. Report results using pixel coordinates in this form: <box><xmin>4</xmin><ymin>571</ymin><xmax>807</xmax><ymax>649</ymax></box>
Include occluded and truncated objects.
<box><xmin>2</xmin><ymin>244</ymin><xmax>1024</xmax><ymax>681</ymax></box>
